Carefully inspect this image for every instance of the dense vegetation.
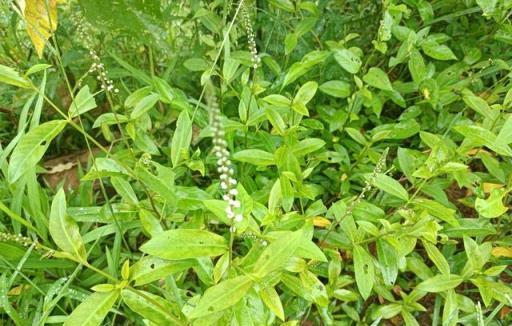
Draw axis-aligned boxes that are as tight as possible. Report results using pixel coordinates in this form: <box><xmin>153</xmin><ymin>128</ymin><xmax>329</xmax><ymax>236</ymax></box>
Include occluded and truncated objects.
<box><xmin>1</xmin><ymin>0</ymin><xmax>512</xmax><ymax>325</ymax></box>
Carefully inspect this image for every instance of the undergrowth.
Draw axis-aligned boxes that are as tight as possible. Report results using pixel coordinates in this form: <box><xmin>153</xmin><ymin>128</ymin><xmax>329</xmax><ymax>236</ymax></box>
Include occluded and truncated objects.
<box><xmin>0</xmin><ymin>0</ymin><xmax>512</xmax><ymax>325</ymax></box>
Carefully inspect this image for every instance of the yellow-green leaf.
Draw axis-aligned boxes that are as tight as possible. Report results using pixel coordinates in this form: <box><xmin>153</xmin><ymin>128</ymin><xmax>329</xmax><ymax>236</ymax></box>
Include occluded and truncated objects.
<box><xmin>49</xmin><ymin>189</ymin><xmax>87</xmax><ymax>262</ymax></box>
<box><xmin>189</xmin><ymin>275</ymin><xmax>253</xmax><ymax>319</ymax></box>
<box><xmin>64</xmin><ymin>291</ymin><xmax>119</xmax><ymax>326</ymax></box>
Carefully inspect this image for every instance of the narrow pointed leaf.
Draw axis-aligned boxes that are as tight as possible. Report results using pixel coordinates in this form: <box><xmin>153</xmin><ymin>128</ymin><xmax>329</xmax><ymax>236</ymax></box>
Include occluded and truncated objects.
<box><xmin>49</xmin><ymin>189</ymin><xmax>87</xmax><ymax>261</ymax></box>
<box><xmin>8</xmin><ymin>120</ymin><xmax>66</xmax><ymax>184</ymax></box>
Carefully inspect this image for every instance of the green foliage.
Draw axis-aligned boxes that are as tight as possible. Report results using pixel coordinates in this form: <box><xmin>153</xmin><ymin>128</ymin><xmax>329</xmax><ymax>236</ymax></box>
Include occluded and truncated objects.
<box><xmin>1</xmin><ymin>0</ymin><xmax>512</xmax><ymax>325</ymax></box>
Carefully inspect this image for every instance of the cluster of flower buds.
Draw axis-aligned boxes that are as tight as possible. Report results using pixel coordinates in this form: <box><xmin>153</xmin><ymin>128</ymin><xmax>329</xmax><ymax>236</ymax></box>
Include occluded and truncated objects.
<box><xmin>239</xmin><ymin>232</ymin><xmax>268</xmax><ymax>246</ymax></box>
<box><xmin>240</xmin><ymin>2</ymin><xmax>260</xmax><ymax>69</ymax></box>
<box><xmin>207</xmin><ymin>91</ymin><xmax>242</xmax><ymax>232</ymax></box>
<box><xmin>0</xmin><ymin>232</ymin><xmax>35</xmax><ymax>247</ymax></box>
<box><xmin>361</xmin><ymin>149</ymin><xmax>387</xmax><ymax>196</ymax></box>
<box><xmin>71</xmin><ymin>11</ymin><xmax>94</xmax><ymax>49</ymax></box>
<box><xmin>88</xmin><ymin>49</ymin><xmax>119</xmax><ymax>94</ymax></box>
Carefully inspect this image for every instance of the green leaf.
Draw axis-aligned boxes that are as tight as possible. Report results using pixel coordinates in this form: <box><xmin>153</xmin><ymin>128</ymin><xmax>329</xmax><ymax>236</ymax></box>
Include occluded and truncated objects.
<box><xmin>253</xmin><ymin>230</ymin><xmax>302</xmax><ymax>277</ymax></box>
<box><xmin>232</xmin><ymin>149</ymin><xmax>275</xmax><ymax>166</ymax></box>
<box><xmin>8</xmin><ymin>120</ymin><xmax>66</xmax><ymax>184</ymax></box>
<box><xmin>130</xmin><ymin>93</ymin><xmax>160</xmax><ymax>119</ymax></box>
<box><xmin>423</xmin><ymin>241</ymin><xmax>450</xmax><ymax>275</ymax></box>
<box><xmin>125</xmin><ymin>87</ymin><xmax>152</xmax><ymax>108</ymax></box>
<box><xmin>417</xmin><ymin>0</ymin><xmax>434</xmax><ymax>24</ymax></box>
<box><xmin>122</xmin><ymin>289</ymin><xmax>181</xmax><ymax>325</ymax></box>
<box><xmin>282</xmin><ymin>51</ymin><xmax>329</xmax><ymax>88</ymax></box>
<box><xmin>25</xmin><ymin>63</ymin><xmax>52</xmax><ymax>76</ymax></box>
<box><xmin>140</xmin><ymin>229</ymin><xmax>228</xmax><ymax>259</ymax></box>
<box><xmin>416</xmin><ymin>274</ymin><xmax>463</xmax><ymax>292</ymax></box>
<box><xmin>263</xmin><ymin>94</ymin><xmax>291</xmax><ymax>107</ymax></box>
<box><xmin>421</xmin><ymin>40</ymin><xmax>457</xmax><ymax>61</ymax></box>
<box><xmin>133</xmin><ymin>164</ymin><xmax>177</xmax><ymax>206</ymax></box>
<box><xmin>0</xmin><ymin>64</ymin><xmax>31</xmax><ymax>88</ymax></box>
<box><xmin>462</xmin><ymin>89</ymin><xmax>494</xmax><ymax>120</ymax></box>
<box><xmin>497</xmin><ymin>115</ymin><xmax>512</xmax><ymax>144</ymax></box>
<box><xmin>345</xmin><ymin>127</ymin><xmax>367</xmax><ymax>145</ymax></box>
<box><xmin>222</xmin><ymin>58</ymin><xmax>240</xmax><ymax>84</ymax></box>
<box><xmin>285</xmin><ymin>33</ymin><xmax>298</xmax><ymax>55</ymax></box>
<box><xmin>363</xmin><ymin>67</ymin><xmax>393</xmax><ymax>91</ymax></box>
<box><xmin>294</xmin><ymin>81</ymin><xmax>318</xmax><ymax>105</ymax></box>
<box><xmin>333</xmin><ymin>49</ymin><xmax>361</xmax><ymax>74</ymax></box>
<box><xmin>49</xmin><ymin>189</ymin><xmax>87</xmax><ymax>262</ymax></box>
<box><xmin>408</xmin><ymin>49</ymin><xmax>427</xmax><ymax>83</ymax></box>
<box><xmin>319</xmin><ymin>80</ymin><xmax>351</xmax><ymax>98</ymax></box>
<box><xmin>455</xmin><ymin>125</ymin><xmax>512</xmax><ymax>156</ymax></box>
<box><xmin>171</xmin><ymin>110</ymin><xmax>192</xmax><ymax>167</ymax></box>
<box><xmin>0</xmin><ymin>201</ymin><xmax>38</xmax><ymax>234</ymax></box>
<box><xmin>413</xmin><ymin>198</ymin><xmax>459</xmax><ymax>226</ymax></box>
<box><xmin>269</xmin><ymin>0</ymin><xmax>295</xmax><ymax>12</ymax></box>
<box><xmin>376</xmin><ymin>239</ymin><xmax>398</xmax><ymax>286</ymax></box>
<box><xmin>259</xmin><ymin>286</ymin><xmax>285</xmax><ymax>321</ymax></box>
<box><xmin>292</xmin><ymin>138</ymin><xmax>325</xmax><ymax>156</ymax></box>
<box><xmin>476</xmin><ymin>0</ymin><xmax>498</xmax><ymax>16</ymax></box>
<box><xmin>189</xmin><ymin>275</ymin><xmax>253</xmax><ymax>319</ymax></box>
<box><xmin>371</xmin><ymin>304</ymin><xmax>402</xmax><ymax>320</ymax></box>
<box><xmin>111</xmin><ymin>177</ymin><xmax>138</xmax><ymax>204</ymax></box>
<box><xmin>63</xmin><ymin>291</ymin><xmax>119</xmax><ymax>326</ymax></box>
<box><xmin>69</xmin><ymin>86</ymin><xmax>97</xmax><ymax>118</ymax></box>
<box><xmin>0</xmin><ymin>274</ymin><xmax>25</xmax><ymax>325</ymax></box>
<box><xmin>152</xmin><ymin>77</ymin><xmax>175</xmax><ymax>104</ymax></box>
<box><xmin>183</xmin><ymin>58</ymin><xmax>209</xmax><ymax>71</ymax></box>
<box><xmin>300</xmin><ymin>270</ymin><xmax>329</xmax><ymax>306</ymax></box>
<box><xmin>291</xmin><ymin>101</ymin><xmax>309</xmax><ymax>116</ymax></box>
<box><xmin>475</xmin><ymin>189</ymin><xmax>509</xmax><ymax>218</ymax></box>
<box><xmin>353</xmin><ymin>244</ymin><xmax>375</xmax><ymax>300</ymax></box>
<box><xmin>367</xmin><ymin>173</ymin><xmax>409</xmax><ymax>201</ymax></box>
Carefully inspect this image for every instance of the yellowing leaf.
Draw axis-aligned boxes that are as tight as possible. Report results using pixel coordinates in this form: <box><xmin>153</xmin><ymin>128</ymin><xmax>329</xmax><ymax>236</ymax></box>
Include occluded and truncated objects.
<box><xmin>491</xmin><ymin>247</ymin><xmax>512</xmax><ymax>258</ymax></box>
<box><xmin>483</xmin><ymin>183</ymin><xmax>504</xmax><ymax>193</ymax></box>
<box><xmin>24</xmin><ymin>0</ymin><xmax>58</xmax><ymax>58</ymax></box>
<box><xmin>8</xmin><ymin>285</ymin><xmax>30</xmax><ymax>296</ymax></box>
<box><xmin>313</xmin><ymin>216</ymin><xmax>331</xmax><ymax>228</ymax></box>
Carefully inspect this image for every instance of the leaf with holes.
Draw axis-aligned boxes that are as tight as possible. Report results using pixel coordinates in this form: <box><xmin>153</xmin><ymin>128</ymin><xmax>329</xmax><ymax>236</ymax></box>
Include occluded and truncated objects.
<box><xmin>363</xmin><ymin>67</ymin><xmax>393</xmax><ymax>91</ymax></box>
<box><xmin>333</xmin><ymin>49</ymin><xmax>361</xmax><ymax>74</ymax></box>
<box><xmin>130</xmin><ymin>256</ymin><xmax>195</xmax><ymax>286</ymax></box>
<box><xmin>353</xmin><ymin>244</ymin><xmax>375</xmax><ymax>300</ymax></box>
